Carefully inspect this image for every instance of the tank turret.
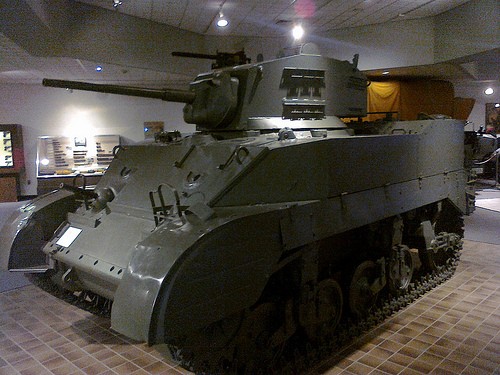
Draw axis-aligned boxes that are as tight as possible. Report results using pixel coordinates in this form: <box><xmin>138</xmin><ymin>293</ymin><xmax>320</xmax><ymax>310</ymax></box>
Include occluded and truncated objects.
<box><xmin>43</xmin><ymin>45</ymin><xmax>367</xmax><ymax>131</ymax></box>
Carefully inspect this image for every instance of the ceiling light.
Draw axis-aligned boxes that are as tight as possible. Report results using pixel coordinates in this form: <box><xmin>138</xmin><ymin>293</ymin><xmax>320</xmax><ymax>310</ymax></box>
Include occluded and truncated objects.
<box><xmin>113</xmin><ymin>0</ymin><xmax>122</xmax><ymax>7</ymax></box>
<box><xmin>484</xmin><ymin>87</ymin><xmax>494</xmax><ymax>95</ymax></box>
<box><xmin>382</xmin><ymin>71</ymin><xmax>390</xmax><ymax>75</ymax></box>
<box><xmin>495</xmin><ymin>103</ymin><xmax>500</xmax><ymax>108</ymax></box>
<box><xmin>95</xmin><ymin>65</ymin><xmax>102</xmax><ymax>72</ymax></box>
<box><xmin>217</xmin><ymin>14</ymin><xmax>228</xmax><ymax>27</ymax></box>
<box><xmin>292</xmin><ymin>24</ymin><xmax>304</xmax><ymax>40</ymax></box>
<box><xmin>216</xmin><ymin>4</ymin><xmax>228</xmax><ymax>28</ymax></box>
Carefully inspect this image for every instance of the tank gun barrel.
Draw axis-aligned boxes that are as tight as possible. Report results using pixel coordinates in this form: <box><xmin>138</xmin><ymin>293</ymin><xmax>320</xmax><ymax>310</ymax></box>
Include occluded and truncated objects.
<box><xmin>172</xmin><ymin>50</ymin><xmax>250</xmax><ymax>68</ymax></box>
<box><xmin>42</xmin><ymin>78</ymin><xmax>196</xmax><ymax>104</ymax></box>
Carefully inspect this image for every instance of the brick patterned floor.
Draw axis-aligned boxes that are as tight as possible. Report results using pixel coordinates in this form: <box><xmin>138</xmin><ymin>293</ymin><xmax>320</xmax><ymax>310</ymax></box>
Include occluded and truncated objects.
<box><xmin>311</xmin><ymin>240</ymin><xmax>500</xmax><ymax>375</ymax></box>
<box><xmin>1</xmin><ymin>239</ymin><xmax>499</xmax><ymax>375</ymax></box>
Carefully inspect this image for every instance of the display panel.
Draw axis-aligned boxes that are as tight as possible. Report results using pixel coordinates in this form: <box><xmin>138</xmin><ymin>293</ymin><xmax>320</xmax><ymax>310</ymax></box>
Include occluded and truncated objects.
<box><xmin>37</xmin><ymin>135</ymin><xmax>119</xmax><ymax>176</ymax></box>
<box><xmin>0</xmin><ymin>131</ymin><xmax>13</xmax><ymax>168</ymax></box>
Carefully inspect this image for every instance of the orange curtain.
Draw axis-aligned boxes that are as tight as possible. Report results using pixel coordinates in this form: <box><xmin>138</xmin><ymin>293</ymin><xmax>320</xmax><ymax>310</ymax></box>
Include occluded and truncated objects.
<box><xmin>345</xmin><ymin>79</ymin><xmax>474</xmax><ymax>123</ymax></box>
<box><xmin>367</xmin><ymin>81</ymin><xmax>400</xmax><ymax>121</ymax></box>
<box><xmin>399</xmin><ymin>80</ymin><xmax>455</xmax><ymax>120</ymax></box>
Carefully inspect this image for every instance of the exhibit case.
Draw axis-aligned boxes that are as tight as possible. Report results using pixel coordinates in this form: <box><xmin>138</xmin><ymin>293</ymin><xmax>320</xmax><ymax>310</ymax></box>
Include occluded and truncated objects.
<box><xmin>0</xmin><ymin>124</ymin><xmax>24</xmax><ymax>202</ymax></box>
<box><xmin>36</xmin><ymin>135</ymin><xmax>119</xmax><ymax>195</ymax></box>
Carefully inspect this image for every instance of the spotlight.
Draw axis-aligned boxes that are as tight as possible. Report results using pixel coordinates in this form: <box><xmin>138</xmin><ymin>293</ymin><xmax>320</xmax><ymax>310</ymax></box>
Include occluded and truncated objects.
<box><xmin>292</xmin><ymin>24</ymin><xmax>304</xmax><ymax>40</ymax></box>
<box><xmin>217</xmin><ymin>13</ymin><xmax>228</xmax><ymax>27</ymax></box>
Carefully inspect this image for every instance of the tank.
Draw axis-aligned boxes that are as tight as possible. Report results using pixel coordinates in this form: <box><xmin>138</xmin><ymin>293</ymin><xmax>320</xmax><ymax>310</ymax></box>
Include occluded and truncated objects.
<box><xmin>0</xmin><ymin>45</ymin><xmax>468</xmax><ymax>373</ymax></box>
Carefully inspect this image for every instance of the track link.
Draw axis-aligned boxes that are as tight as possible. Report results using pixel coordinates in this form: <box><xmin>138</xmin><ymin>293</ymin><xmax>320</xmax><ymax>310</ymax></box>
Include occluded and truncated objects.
<box><xmin>27</xmin><ymin>272</ymin><xmax>112</xmax><ymax>318</ymax></box>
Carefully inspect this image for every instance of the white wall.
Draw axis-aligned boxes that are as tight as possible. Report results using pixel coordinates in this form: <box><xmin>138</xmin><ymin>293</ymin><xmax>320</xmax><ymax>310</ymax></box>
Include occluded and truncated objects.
<box><xmin>0</xmin><ymin>83</ymin><xmax>190</xmax><ymax>196</ymax></box>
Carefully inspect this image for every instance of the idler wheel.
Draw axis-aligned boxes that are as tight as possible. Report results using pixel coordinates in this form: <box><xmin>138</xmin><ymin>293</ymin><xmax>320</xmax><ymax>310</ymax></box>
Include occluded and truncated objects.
<box><xmin>349</xmin><ymin>260</ymin><xmax>379</xmax><ymax>319</ymax></box>
<box><xmin>234</xmin><ymin>302</ymin><xmax>279</xmax><ymax>371</ymax></box>
<box><xmin>302</xmin><ymin>279</ymin><xmax>343</xmax><ymax>342</ymax></box>
<box><xmin>421</xmin><ymin>233</ymin><xmax>461</xmax><ymax>272</ymax></box>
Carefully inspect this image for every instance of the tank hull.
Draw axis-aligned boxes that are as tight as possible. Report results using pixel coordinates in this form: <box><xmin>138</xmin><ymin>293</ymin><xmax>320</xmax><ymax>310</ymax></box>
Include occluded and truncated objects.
<box><xmin>15</xmin><ymin>118</ymin><xmax>463</xmax><ymax>346</ymax></box>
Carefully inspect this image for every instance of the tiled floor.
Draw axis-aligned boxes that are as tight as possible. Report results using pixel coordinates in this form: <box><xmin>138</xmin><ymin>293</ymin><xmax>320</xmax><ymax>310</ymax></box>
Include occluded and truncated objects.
<box><xmin>0</xmin><ymin>239</ymin><xmax>498</xmax><ymax>375</ymax></box>
<box><xmin>0</xmin><ymin>286</ymin><xmax>190</xmax><ymax>375</ymax></box>
<box><xmin>311</xmin><ymin>239</ymin><xmax>500</xmax><ymax>375</ymax></box>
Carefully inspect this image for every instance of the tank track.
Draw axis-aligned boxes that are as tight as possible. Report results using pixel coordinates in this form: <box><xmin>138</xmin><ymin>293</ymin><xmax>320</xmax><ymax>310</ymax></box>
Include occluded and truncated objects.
<box><xmin>168</xmin><ymin>234</ymin><xmax>462</xmax><ymax>375</ymax></box>
<box><xmin>26</xmin><ymin>271</ymin><xmax>112</xmax><ymax>318</ymax></box>
<box><xmin>25</xmin><ymin>236</ymin><xmax>461</xmax><ymax>375</ymax></box>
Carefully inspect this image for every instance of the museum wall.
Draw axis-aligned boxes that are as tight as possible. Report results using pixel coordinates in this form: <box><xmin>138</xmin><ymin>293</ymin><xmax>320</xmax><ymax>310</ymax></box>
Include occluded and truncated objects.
<box><xmin>454</xmin><ymin>81</ymin><xmax>500</xmax><ymax>131</ymax></box>
<box><xmin>0</xmin><ymin>83</ymin><xmax>189</xmax><ymax>196</ymax></box>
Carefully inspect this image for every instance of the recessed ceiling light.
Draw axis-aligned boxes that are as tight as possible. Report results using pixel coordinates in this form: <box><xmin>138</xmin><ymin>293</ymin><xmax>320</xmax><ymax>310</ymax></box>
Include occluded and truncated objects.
<box><xmin>484</xmin><ymin>87</ymin><xmax>494</xmax><ymax>95</ymax></box>
<box><xmin>217</xmin><ymin>17</ymin><xmax>228</xmax><ymax>27</ymax></box>
<box><xmin>495</xmin><ymin>103</ymin><xmax>500</xmax><ymax>108</ymax></box>
<box><xmin>95</xmin><ymin>65</ymin><xmax>102</xmax><ymax>72</ymax></box>
<box><xmin>216</xmin><ymin>9</ymin><xmax>228</xmax><ymax>27</ymax></box>
<box><xmin>382</xmin><ymin>71</ymin><xmax>390</xmax><ymax>75</ymax></box>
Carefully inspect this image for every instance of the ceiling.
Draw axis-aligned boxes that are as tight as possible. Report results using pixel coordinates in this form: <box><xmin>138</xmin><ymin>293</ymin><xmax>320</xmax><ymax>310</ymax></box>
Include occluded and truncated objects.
<box><xmin>76</xmin><ymin>0</ymin><xmax>472</xmax><ymax>36</ymax></box>
<box><xmin>0</xmin><ymin>0</ymin><xmax>498</xmax><ymax>89</ymax></box>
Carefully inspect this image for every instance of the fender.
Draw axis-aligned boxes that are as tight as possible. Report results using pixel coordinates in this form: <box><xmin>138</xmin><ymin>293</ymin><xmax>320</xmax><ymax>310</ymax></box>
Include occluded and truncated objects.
<box><xmin>0</xmin><ymin>189</ymin><xmax>78</xmax><ymax>271</ymax></box>
<box><xmin>110</xmin><ymin>207</ymin><xmax>285</xmax><ymax>343</ymax></box>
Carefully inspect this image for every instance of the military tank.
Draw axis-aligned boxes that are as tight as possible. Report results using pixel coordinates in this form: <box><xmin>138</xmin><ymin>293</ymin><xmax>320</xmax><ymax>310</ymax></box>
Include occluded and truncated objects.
<box><xmin>0</xmin><ymin>44</ymin><xmax>467</xmax><ymax>373</ymax></box>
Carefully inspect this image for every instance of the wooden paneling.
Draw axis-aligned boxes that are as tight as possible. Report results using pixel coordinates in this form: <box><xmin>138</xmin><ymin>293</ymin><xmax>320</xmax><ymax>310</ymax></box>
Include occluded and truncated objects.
<box><xmin>0</xmin><ymin>176</ymin><xmax>18</xmax><ymax>202</ymax></box>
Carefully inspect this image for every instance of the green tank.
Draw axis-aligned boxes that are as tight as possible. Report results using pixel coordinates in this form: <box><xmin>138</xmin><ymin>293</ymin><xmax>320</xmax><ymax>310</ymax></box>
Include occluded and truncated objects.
<box><xmin>0</xmin><ymin>45</ymin><xmax>467</xmax><ymax>373</ymax></box>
